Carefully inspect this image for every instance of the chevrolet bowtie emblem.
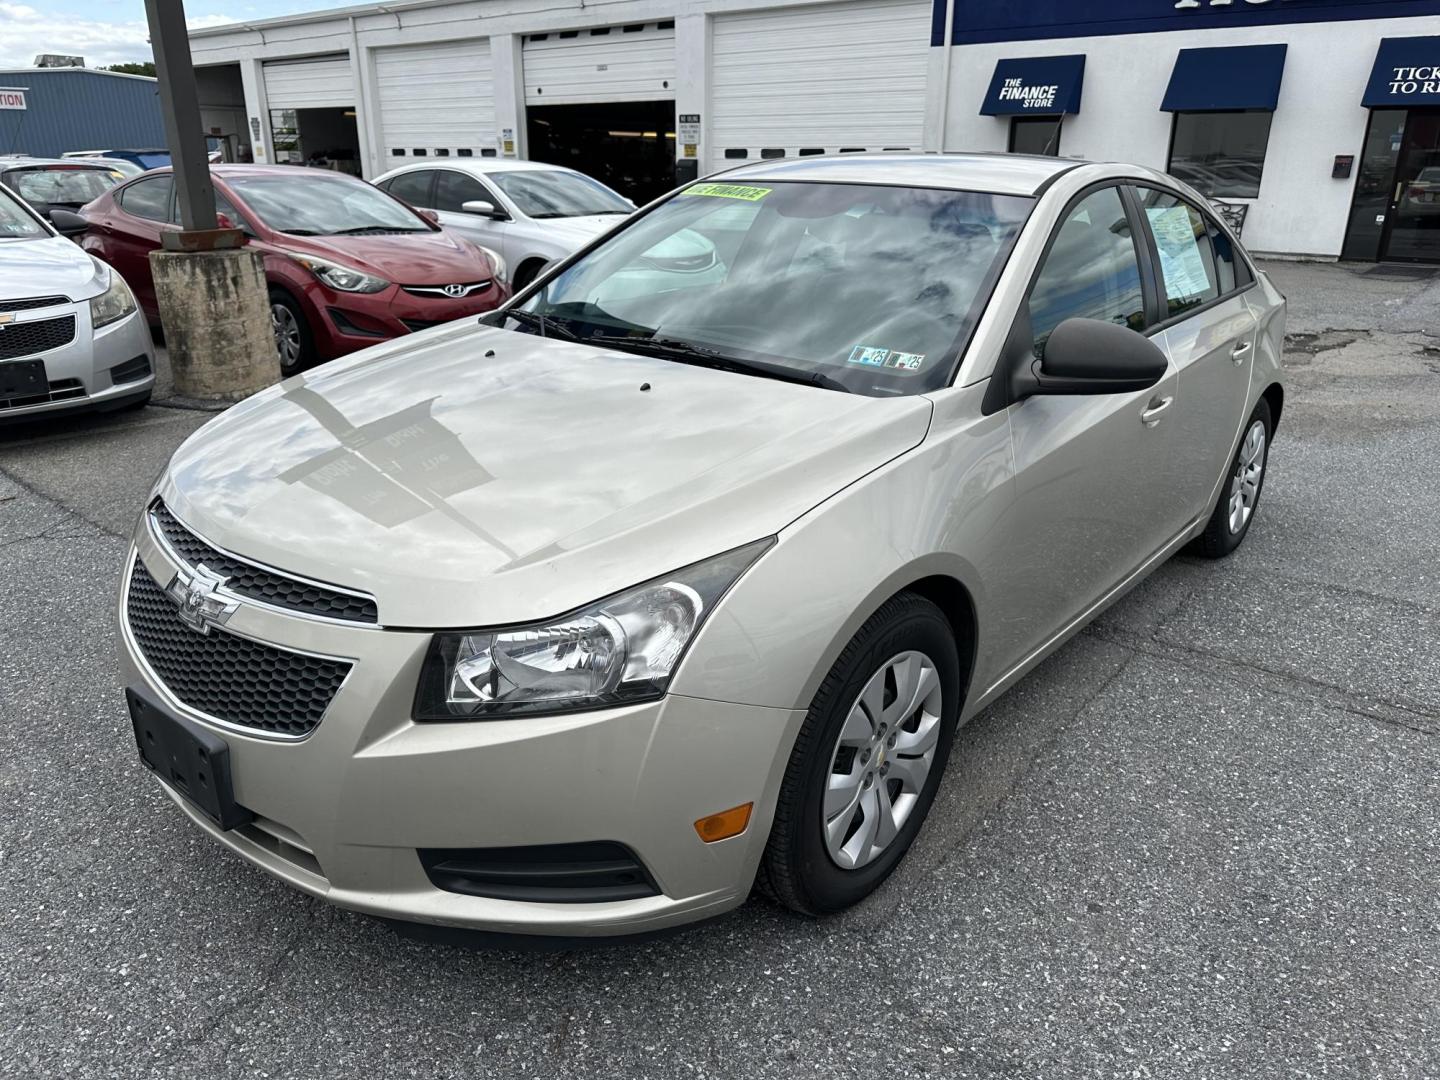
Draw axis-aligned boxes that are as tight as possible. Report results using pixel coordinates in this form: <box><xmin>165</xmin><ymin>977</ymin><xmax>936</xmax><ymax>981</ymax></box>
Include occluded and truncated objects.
<box><xmin>164</xmin><ymin>564</ymin><xmax>240</xmax><ymax>635</ymax></box>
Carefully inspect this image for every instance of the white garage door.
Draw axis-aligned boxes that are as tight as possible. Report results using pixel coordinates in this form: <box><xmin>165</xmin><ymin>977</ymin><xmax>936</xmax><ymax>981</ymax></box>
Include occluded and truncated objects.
<box><xmin>374</xmin><ymin>39</ymin><xmax>495</xmax><ymax>158</ymax></box>
<box><xmin>523</xmin><ymin>22</ymin><xmax>675</xmax><ymax>105</ymax></box>
<box><xmin>263</xmin><ymin>55</ymin><xmax>354</xmax><ymax>109</ymax></box>
<box><xmin>710</xmin><ymin>0</ymin><xmax>930</xmax><ymax>170</ymax></box>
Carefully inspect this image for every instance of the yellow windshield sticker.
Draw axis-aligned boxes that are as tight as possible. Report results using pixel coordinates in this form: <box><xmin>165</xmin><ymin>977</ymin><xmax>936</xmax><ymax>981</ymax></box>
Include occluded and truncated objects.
<box><xmin>682</xmin><ymin>183</ymin><xmax>772</xmax><ymax>201</ymax></box>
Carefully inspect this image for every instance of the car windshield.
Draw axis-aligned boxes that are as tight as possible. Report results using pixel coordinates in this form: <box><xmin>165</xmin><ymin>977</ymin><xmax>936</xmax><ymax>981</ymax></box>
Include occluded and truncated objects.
<box><xmin>0</xmin><ymin>185</ymin><xmax>46</xmax><ymax>239</ymax></box>
<box><xmin>5</xmin><ymin>167</ymin><xmax>122</xmax><ymax>206</ymax></box>
<box><xmin>491</xmin><ymin>170</ymin><xmax>633</xmax><ymax>219</ymax></box>
<box><xmin>226</xmin><ymin>175</ymin><xmax>430</xmax><ymax>235</ymax></box>
<box><xmin>511</xmin><ymin>180</ymin><xmax>1032</xmax><ymax>395</ymax></box>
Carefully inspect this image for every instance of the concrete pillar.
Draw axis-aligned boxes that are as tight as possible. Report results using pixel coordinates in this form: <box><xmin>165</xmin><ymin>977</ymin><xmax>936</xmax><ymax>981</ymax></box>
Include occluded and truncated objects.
<box><xmin>150</xmin><ymin>249</ymin><xmax>278</xmax><ymax>400</ymax></box>
<box><xmin>239</xmin><ymin>58</ymin><xmax>273</xmax><ymax>164</ymax></box>
<box><xmin>674</xmin><ymin>14</ymin><xmax>708</xmax><ymax>175</ymax></box>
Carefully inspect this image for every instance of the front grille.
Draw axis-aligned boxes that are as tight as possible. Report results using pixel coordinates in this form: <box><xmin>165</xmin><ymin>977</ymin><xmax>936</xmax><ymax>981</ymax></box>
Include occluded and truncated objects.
<box><xmin>401</xmin><ymin>281</ymin><xmax>491</xmax><ymax>299</ymax></box>
<box><xmin>0</xmin><ymin>295</ymin><xmax>69</xmax><ymax>313</ymax></box>
<box><xmin>151</xmin><ymin>503</ymin><xmax>378</xmax><ymax>624</ymax></box>
<box><xmin>418</xmin><ymin>842</ymin><xmax>662</xmax><ymax>903</ymax></box>
<box><xmin>126</xmin><ymin>561</ymin><xmax>351</xmax><ymax>737</ymax></box>
<box><xmin>0</xmin><ymin>378</ymin><xmax>86</xmax><ymax>411</ymax></box>
<box><xmin>0</xmin><ymin>315</ymin><xmax>76</xmax><ymax>361</ymax></box>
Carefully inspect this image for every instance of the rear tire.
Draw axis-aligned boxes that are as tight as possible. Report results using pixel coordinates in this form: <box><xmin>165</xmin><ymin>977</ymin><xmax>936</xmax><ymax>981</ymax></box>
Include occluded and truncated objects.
<box><xmin>1193</xmin><ymin>397</ymin><xmax>1272</xmax><ymax>559</ymax></box>
<box><xmin>758</xmin><ymin>592</ymin><xmax>962</xmax><ymax>916</ymax></box>
<box><xmin>269</xmin><ymin>288</ymin><xmax>313</xmax><ymax>377</ymax></box>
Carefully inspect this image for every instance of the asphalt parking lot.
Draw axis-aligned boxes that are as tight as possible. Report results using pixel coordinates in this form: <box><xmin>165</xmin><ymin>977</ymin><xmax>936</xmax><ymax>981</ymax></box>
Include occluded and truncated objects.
<box><xmin>2</xmin><ymin>260</ymin><xmax>1439</xmax><ymax>1079</ymax></box>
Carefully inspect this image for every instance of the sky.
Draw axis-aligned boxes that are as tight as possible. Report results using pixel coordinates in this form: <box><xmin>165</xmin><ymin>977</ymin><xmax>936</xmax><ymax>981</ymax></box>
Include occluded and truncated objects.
<box><xmin>0</xmin><ymin>0</ymin><xmax>316</xmax><ymax>70</ymax></box>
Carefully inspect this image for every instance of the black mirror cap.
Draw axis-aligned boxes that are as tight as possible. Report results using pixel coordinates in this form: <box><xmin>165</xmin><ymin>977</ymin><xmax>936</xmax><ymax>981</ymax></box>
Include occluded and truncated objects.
<box><xmin>1023</xmin><ymin>317</ymin><xmax>1168</xmax><ymax>398</ymax></box>
<box><xmin>48</xmin><ymin>208</ymin><xmax>89</xmax><ymax>236</ymax></box>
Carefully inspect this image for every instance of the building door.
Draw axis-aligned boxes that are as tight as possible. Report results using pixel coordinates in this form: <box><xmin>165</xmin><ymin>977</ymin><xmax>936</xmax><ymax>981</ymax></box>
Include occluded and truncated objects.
<box><xmin>1342</xmin><ymin>108</ymin><xmax>1440</xmax><ymax>263</ymax></box>
<box><xmin>1382</xmin><ymin>110</ymin><xmax>1440</xmax><ymax>262</ymax></box>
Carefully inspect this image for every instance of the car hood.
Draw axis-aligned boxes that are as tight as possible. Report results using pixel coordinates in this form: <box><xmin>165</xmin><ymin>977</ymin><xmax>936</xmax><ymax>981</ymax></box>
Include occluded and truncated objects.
<box><xmin>275</xmin><ymin>229</ymin><xmax>489</xmax><ymax>284</ymax></box>
<box><xmin>0</xmin><ymin>235</ymin><xmax>107</xmax><ymax>302</ymax></box>
<box><xmin>529</xmin><ymin>214</ymin><xmax>627</xmax><ymax>248</ymax></box>
<box><xmin>159</xmin><ymin>324</ymin><xmax>932</xmax><ymax>627</ymax></box>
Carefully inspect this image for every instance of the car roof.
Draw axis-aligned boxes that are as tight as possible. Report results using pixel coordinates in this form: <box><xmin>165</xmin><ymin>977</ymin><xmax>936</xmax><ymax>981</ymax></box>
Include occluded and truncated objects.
<box><xmin>378</xmin><ymin>158</ymin><xmax>579</xmax><ymax>176</ymax></box>
<box><xmin>710</xmin><ymin>153</ymin><xmax>1081</xmax><ymax>197</ymax></box>
<box><xmin>0</xmin><ymin>156</ymin><xmax>118</xmax><ymax>168</ymax></box>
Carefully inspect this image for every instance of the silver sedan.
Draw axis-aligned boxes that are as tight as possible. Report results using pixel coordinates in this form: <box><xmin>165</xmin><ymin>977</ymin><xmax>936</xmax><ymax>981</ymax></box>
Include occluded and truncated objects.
<box><xmin>118</xmin><ymin>154</ymin><xmax>1283</xmax><ymax>938</ymax></box>
<box><xmin>0</xmin><ymin>181</ymin><xmax>154</xmax><ymax>420</ymax></box>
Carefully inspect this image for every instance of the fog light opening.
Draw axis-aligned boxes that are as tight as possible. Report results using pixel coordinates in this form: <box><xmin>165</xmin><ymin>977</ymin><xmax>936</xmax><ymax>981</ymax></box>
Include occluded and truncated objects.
<box><xmin>694</xmin><ymin>802</ymin><xmax>753</xmax><ymax>843</ymax></box>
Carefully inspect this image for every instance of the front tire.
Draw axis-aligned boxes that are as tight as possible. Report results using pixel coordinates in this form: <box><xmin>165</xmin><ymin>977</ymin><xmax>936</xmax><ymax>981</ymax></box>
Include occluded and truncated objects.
<box><xmin>1193</xmin><ymin>397</ymin><xmax>1272</xmax><ymax>559</ymax></box>
<box><xmin>758</xmin><ymin>592</ymin><xmax>962</xmax><ymax>916</ymax></box>
<box><xmin>269</xmin><ymin>288</ymin><xmax>313</xmax><ymax>377</ymax></box>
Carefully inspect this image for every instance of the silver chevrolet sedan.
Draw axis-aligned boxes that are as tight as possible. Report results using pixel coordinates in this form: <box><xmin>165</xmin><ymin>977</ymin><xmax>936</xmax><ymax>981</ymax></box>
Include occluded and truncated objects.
<box><xmin>119</xmin><ymin>154</ymin><xmax>1284</xmax><ymax>938</ymax></box>
<box><xmin>0</xmin><ymin>181</ymin><xmax>154</xmax><ymax>419</ymax></box>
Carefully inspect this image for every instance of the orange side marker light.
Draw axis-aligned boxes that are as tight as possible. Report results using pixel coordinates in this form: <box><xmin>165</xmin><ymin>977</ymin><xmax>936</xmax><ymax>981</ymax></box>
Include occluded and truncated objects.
<box><xmin>694</xmin><ymin>802</ymin><xmax>753</xmax><ymax>843</ymax></box>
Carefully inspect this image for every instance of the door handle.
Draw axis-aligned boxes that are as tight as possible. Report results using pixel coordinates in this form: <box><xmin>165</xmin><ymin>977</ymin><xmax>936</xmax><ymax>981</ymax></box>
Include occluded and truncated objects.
<box><xmin>1231</xmin><ymin>340</ymin><xmax>1252</xmax><ymax>364</ymax></box>
<box><xmin>1141</xmin><ymin>396</ymin><xmax>1174</xmax><ymax>427</ymax></box>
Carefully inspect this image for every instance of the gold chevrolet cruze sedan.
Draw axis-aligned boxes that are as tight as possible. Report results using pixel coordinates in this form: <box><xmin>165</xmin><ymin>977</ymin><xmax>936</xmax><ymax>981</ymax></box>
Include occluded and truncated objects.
<box><xmin>120</xmin><ymin>154</ymin><xmax>1285</xmax><ymax>939</ymax></box>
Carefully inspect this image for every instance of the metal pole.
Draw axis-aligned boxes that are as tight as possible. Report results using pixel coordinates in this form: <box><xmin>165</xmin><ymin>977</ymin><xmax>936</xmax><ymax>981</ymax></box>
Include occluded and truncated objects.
<box><xmin>144</xmin><ymin>0</ymin><xmax>218</xmax><ymax>233</ymax></box>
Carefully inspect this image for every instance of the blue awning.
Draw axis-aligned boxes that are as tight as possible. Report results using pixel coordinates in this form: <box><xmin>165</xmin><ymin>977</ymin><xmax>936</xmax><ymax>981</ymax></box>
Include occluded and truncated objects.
<box><xmin>980</xmin><ymin>55</ymin><xmax>1086</xmax><ymax>116</ymax></box>
<box><xmin>1161</xmin><ymin>44</ymin><xmax>1288</xmax><ymax>112</ymax></box>
<box><xmin>1363</xmin><ymin>36</ymin><xmax>1440</xmax><ymax>107</ymax></box>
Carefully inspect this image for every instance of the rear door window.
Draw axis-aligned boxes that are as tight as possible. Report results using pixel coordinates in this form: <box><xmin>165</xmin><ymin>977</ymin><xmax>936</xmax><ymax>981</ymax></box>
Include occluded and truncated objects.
<box><xmin>382</xmin><ymin>170</ymin><xmax>435</xmax><ymax>208</ymax></box>
<box><xmin>117</xmin><ymin>176</ymin><xmax>174</xmax><ymax>222</ymax></box>
<box><xmin>1027</xmin><ymin>185</ymin><xmax>1147</xmax><ymax>357</ymax></box>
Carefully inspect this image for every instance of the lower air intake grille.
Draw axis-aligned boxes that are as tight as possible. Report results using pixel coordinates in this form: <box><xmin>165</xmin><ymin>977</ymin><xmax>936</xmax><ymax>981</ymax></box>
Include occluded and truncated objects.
<box><xmin>418</xmin><ymin>842</ymin><xmax>661</xmax><ymax>903</ymax></box>
<box><xmin>125</xmin><ymin>560</ymin><xmax>351</xmax><ymax>737</ymax></box>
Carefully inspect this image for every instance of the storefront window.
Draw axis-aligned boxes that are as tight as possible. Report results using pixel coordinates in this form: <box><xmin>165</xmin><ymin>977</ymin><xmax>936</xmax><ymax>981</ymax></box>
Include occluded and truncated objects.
<box><xmin>1168</xmin><ymin>111</ymin><xmax>1274</xmax><ymax>199</ymax></box>
<box><xmin>1010</xmin><ymin>116</ymin><xmax>1062</xmax><ymax>157</ymax></box>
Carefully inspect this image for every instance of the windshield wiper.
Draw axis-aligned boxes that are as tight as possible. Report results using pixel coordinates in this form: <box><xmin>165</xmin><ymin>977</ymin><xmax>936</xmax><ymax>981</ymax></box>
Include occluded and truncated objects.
<box><xmin>332</xmin><ymin>225</ymin><xmax>426</xmax><ymax>235</ymax></box>
<box><xmin>279</xmin><ymin>228</ymin><xmax>319</xmax><ymax>235</ymax></box>
<box><xmin>498</xmin><ymin>307</ymin><xmax>581</xmax><ymax>341</ymax></box>
<box><xmin>604</xmin><ymin>337</ymin><xmax>851</xmax><ymax>393</ymax></box>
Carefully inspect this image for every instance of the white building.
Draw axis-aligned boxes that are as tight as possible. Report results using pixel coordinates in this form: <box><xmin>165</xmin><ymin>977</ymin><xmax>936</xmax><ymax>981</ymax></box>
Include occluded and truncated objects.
<box><xmin>188</xmin><ymin>0</ymin><xmax>1440</xmax><ymax>261</ymax></box>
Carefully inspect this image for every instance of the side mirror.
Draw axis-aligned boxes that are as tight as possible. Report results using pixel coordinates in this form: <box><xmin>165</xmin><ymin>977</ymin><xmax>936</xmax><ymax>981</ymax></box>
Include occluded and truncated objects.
<box><xmin>1013</xmin><ymin>317</ymin><xmax>1168</xmax><ymax>400</ymax></box>
<box><xmin>417</xmin><ymin>208</ymin><xmax>440</xmax><ymax>224</ymax></box>
<box><xmin>48</xmin><ymin>208</ymin><xmax>90</xmax><ymax>237</ymax></box>
<box><xmin>461</xmin><ymin>199</ymin><xmax>505</xmax><ymax>220</ymax></box>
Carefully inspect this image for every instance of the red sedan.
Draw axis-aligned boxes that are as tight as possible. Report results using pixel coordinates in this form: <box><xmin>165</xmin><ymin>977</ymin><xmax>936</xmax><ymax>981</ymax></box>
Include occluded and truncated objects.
<box><xmin>79</xmin><ymin>165</ymin><xmax>509</xmax><ymax>373</ymax></box>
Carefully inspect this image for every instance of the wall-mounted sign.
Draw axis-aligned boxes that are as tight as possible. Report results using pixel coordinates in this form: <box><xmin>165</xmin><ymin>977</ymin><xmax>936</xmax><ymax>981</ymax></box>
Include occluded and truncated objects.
<box><xmin>678</xmin><ymin>113</ymin><xmax>701</xmax><ymax>159</ymax></box>
<box><xmin>1332</xmin><ymin>154</ymin><xmax>1355</xmax><ymax>179</ymax></box>
<box><xmin>980</xmin><ymin>56</ymin><xmax>1085</xmax><ymax>115</ymax></box>
<box><xmin>933</xmin><ymin>1</ymin><xmax>1440</xmax><ymax>47</ymax></box>
<box><xmin>0</xmin><ymin>88</ymin><xmax>27</xmax><ymax>111</ymax></box>
<box><xmin>500</xmin><ymin>127</ymin><xmax>516</xmax><ymax>157</ymax></box>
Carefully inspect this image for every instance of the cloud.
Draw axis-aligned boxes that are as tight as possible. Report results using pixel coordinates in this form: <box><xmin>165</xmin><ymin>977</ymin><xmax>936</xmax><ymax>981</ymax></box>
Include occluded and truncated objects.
<box><xmin>0</xmin><ymin>2</ymin><xmax>238</xmax><ymax>69</ymax></box>
<box><xmin>0</xmin><ymin>2</ymin><xmax>152</xmax><ymax>69</ymax></box>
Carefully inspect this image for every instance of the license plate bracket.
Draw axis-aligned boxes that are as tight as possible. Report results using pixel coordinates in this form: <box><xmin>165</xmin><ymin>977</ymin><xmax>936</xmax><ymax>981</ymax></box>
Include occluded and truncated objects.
<box><xmin>127</xmin><ymin>686</ymin><xmax>254</xmax><ymax>831</ymax></box>
<box><xmin>0</xmin><ymin>359</ymin><xmax>47</xmax><ymax>400</ymax></box>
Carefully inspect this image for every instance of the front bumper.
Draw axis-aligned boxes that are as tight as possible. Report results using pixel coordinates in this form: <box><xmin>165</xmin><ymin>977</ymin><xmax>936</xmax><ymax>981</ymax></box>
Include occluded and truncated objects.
<box><xmin>311</xmin><ymin>282</ymin><xmax>509</xmax><ymax>360</ymax></box>
<box><xmin>1</xmin><ymin>301</ymin><xmax>154</xmax><ymax>420</ymax></box>
<box><xmin>117</xmin><ymin>521</ymin><xmax>802</xmax><ymax>937</ymax></box>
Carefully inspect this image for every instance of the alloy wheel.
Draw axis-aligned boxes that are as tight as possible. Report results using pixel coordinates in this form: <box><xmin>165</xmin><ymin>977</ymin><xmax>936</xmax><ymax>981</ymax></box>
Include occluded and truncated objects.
<box><xmin>822</xmin><ymin>650</ymin><xmax>943</xmax><ymax>870</ymax></box>
<box><xmin>271</xmin><ymin>302</ymin><xmax>302</xmax><ymax>368</ymax></box>
<box><xmin>1227</xmin><ymin>419</ymin><xmax>1267</xmax><ymax>535</ymax></box>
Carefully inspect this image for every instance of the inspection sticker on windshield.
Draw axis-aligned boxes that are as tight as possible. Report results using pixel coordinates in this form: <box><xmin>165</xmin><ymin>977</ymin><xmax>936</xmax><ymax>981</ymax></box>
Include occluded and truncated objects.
<box><xmin>847</xmin><ymin>346</ymin><xmax>926</xmax><ymax>373</ymax></box>
<box><xmin>682</xmin><ymin>183</ymin><xmax>772</xmax><ymax>201</ymax></box>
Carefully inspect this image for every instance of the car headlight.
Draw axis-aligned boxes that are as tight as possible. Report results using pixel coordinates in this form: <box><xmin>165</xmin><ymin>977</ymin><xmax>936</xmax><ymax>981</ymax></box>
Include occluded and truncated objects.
<box><xmin>477</xmin><ymin>244</ymin><xmax>507</xmax><ymax>284</ymax></box>
<box><xmin>89</xmin><ymin>264</ymin><xmax>137</xmax><ymax>328</ymax></box>
<box><xmin>414</xmin><ymin>538</ymin><xmax>773</xmax><ymax>720</ymax></box>
<box><xmin>288</xmin><ymin>253</ymin><xmax>390</xmax><ymax>293</ymax></box>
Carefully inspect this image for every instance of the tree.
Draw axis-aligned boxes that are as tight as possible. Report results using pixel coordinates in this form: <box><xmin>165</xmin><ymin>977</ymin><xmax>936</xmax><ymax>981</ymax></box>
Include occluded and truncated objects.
<box><xmin>103</xmin><ymin>62</ymin><xmax>157</xmax><ymax>77</ymax></box>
